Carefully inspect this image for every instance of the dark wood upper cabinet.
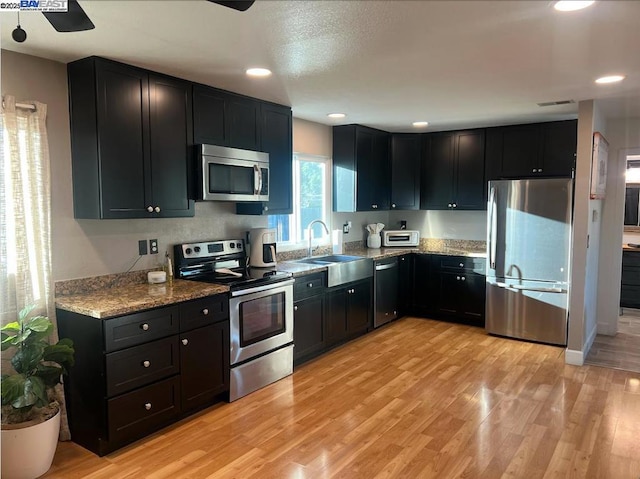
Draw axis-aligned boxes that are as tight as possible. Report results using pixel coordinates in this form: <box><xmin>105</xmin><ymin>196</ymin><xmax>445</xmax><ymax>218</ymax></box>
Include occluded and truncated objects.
<box><xmin>235</xmin><ymin>102</ymin><xmax>293</xmax><ymax>215</ymax></box>
<box><xmin>68</xmin><ymin>57</ymin><xmax>194</xmax><ymax>219</ymax></box>
<box><xmin>333</xmin><ymin>125</ymin><xmax>390</xmax><ymax>212</ymax></box>
<box><xmin>421</xmin><ymin>129</ymin><xmax>486</xmax><ymax>210</ymax></box>
<box><xmin>192</xmin><ymin>85</ymin><xmax>227</xmax><ymax>146</ymax></box>
<box><xmin>485</xmin><ymin>119</ymin><xmax>577</xmax><ymax>180</ymax></box>
<box><xmin>227</xmin><ymin>96</ymin><xmax>261</xmax><ymax>151</ymax></box>
<box><xmin>390</xmin><ymin>134</ymin><xmax>421</xmax><ymax>210</ymax></box>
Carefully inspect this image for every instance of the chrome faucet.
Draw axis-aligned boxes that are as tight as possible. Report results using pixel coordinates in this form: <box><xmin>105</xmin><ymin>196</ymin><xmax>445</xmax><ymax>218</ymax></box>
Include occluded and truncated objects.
<box><xmin>307</xmin><ymin>219</ymin><xmax>330</xmax><ymax>257</ymax></box>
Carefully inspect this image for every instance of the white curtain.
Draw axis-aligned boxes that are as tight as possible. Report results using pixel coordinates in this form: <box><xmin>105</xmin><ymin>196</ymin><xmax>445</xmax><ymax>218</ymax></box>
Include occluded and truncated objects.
<box><xmin>0</xmin><ymin>95</ymin><xmax>69</xmax><ymax>439</ymax></box>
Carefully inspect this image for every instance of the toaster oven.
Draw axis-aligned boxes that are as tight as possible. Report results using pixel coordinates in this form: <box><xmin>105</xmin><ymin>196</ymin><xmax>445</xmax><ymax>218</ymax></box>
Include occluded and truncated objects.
<box><xmin>382</xmin><ymin>230</ymin><xmax>420</xmax><ymax>247</ymax></box>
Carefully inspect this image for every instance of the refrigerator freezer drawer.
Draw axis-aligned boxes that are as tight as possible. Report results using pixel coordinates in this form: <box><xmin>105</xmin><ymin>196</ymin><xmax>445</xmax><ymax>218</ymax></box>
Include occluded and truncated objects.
<box><xmin>486</xmin><ymin>279</ymin><xmax>568</xmax><ymax>346</ymax></box>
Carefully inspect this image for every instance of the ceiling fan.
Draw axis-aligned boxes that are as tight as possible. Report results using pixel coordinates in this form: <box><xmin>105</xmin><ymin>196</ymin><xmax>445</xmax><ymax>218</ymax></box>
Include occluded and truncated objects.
<box><xmin>13</xmin><ymin>0</ymin><xmax>255</xmax><ymax>41</ymax></box>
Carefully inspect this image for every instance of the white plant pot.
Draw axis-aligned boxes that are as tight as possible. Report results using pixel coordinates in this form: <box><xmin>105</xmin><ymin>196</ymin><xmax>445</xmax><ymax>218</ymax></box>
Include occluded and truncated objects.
<box><xmin>1</xmin><ymin>410</ymin><xmax>60</xmax><ymax>479</ymax></box>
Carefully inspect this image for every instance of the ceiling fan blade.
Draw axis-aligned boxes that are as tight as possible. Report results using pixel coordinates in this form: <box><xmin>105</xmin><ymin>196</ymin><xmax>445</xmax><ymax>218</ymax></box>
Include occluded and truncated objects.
<box><xmin>43</xmin><ymin>0</ymin><xmax>95</xmax><ymax>32</ymax></box>
<box><xmin>208</xmin><ymin>1</ymin><xmax>256</xmax><ymax>12</ymax></box>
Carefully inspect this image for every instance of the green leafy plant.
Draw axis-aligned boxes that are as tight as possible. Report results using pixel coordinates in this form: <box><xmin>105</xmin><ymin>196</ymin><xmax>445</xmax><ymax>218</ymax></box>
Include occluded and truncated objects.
<box><xmin>1</xmin><ymin>305</ymin><xmax>75</xmax><ymax>424</ymax></box>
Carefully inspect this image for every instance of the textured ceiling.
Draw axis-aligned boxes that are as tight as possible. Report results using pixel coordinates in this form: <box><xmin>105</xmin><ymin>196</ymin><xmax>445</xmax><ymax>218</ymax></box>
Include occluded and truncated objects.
<box><xmin>2</xmin><ymin>0</ymin><xmax>639</xmax><ymax>132</ymax></box>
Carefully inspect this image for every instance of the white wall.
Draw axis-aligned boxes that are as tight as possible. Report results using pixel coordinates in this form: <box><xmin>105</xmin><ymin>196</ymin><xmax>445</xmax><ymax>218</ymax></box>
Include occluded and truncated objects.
<box><xmin>566</xmin><ymin>100</ymin><xmax>601</xmax><ymax>364</ymax></box>
<box><xmin>388</xmin><ymin>210</ymin><xmax>486</xmax><ymax>240</ymax></box>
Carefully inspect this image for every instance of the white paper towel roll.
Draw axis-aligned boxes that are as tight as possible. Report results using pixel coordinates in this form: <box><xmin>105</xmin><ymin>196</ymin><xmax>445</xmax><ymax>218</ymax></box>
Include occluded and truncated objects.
<box><xmin>332</xmin><ymin>229</ymin><xmax>343</xmax><ymax>254</ymax></box>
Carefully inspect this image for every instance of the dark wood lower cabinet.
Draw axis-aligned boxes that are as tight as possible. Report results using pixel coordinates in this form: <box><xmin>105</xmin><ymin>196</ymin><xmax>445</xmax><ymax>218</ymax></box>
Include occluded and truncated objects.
<box><xmin>180</xmin><ymin>321</ymin><xmax>229</xmax><ymax>412</ymax></box>
<box><xmin>57</xmin><ymin>294</ymin><xmax>229</xmax><ymax>456</ymax></box>
<box><xmin>293</xmin><ymin>295</ymin><xmax>325</xmax><ymax>363</ymax></box>
<box><xmin>621</xmin><ymin>251</ymin><xmax>640</xmax><ymax>308</ymax></box>
<box><xmin>326</xmin><ymin>279</ymin><xmax>372</xmax><ymax>347</ymax></box>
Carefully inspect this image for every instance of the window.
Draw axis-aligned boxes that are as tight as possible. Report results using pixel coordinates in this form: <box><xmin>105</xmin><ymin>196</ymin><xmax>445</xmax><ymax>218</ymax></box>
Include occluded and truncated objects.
<box><xmin>268</xmin><ymin>154</ymin><xmax>331</xmax><ymax>248</ymax></box>
<box><xmin>624</xmin><ymin>156</ymin><xmax>640</xmax><ymax>230</ymax></box>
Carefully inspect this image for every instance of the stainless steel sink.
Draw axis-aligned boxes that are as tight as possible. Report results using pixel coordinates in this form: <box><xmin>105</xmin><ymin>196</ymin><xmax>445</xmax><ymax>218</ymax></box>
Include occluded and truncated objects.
<box><xmin>294</xmin><ymin>255</ymin><xmax>373</xmax><ymax>287</ymax></box>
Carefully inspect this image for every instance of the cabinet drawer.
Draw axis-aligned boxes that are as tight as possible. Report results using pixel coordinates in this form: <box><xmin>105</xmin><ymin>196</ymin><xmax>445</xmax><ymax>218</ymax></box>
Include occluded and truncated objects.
<box><xmin>621</xmin><ymin>267</ymin><xmax>640</xmax><ymax>286</ymax></box>
<box><xmin>438</xmin><ymin>256</ymin><xmax>486</xmax><ymax>274</ymax></box>
<box><xmin>180</xmin><ymin>295</ymin><xmax>228</xmax><ymax>332</ymax></box>
<box><xmin>621</xmin><ymin>285</ymin><xmax>640</xmax><ymax>307</ymax></box>
<box><xmin>104</xmin><ymin>306</ymin><xmax>180</xmax><ymax>352</ymax></box>
<box><xmin>107</xmin><ymin>376</ymin><xmax>180</xmax><ymax>444</ymax></box>
<box><xmin>294</xmin><ymin>273</ymin><xmax>326</xmax><ymax>300</ymax></box>
<box><xmin>106</xmin><ymin>336</ymin><xmax>179</xmax><ymax>397</ymax></box>
<box><xmin>623</xmin><ymin>252</ymin><xmax>640</xmax><ymax>268</ymax></box>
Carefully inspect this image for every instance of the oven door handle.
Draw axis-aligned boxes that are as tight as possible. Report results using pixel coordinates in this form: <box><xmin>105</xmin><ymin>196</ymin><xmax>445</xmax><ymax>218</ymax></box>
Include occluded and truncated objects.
<box><xmin>230</xmin><ymin>278</ymin><xmax>295</xmax><ymax>297</ymax></box>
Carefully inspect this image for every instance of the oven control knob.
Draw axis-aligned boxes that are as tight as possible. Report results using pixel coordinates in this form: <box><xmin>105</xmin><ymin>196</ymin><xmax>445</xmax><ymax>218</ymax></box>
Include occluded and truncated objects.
<box><xmin>230</xmin><ymin>243</ymin><xmax>235</xmax><ymax>249</ymax></box>
<box><xmin>185</xmin><ymin>248</ymin><xmax>192</xmax><ymax>255</ymax></box>
<box><xmin>194</xmin><ymin>246</ymin><xmax>201</xmax><ymax>253</ymax></box>
<box><xmin>236</xmin><ymin>242</ymin><xmax>242</xmax><ymax>249</ymax></box>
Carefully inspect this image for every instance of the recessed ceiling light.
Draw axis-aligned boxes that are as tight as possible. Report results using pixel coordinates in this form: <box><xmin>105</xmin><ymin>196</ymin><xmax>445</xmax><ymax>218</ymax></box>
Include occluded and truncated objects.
<box><xmin>595</xmin><ymin>75</ymin><xmax>625</xmax><ymax>84</ymax></box>
<box><xmin>553</xmin><ymin>1</ymin><xmax>595</xmax><ymax>12</ymax></box>
<box><xmin>246</xmin><ymin>68</ymin><xmax>272</xmax><ymax>77</ymax></box>
<box><xmin>327</xmin><ymin>113</ymin><xmax>346</xmax><ymax>119</ymax></box>
<box><xmin>412</xmin><ymin>121</ymin><xmax>429</xmax><ymax>127</ymax></box>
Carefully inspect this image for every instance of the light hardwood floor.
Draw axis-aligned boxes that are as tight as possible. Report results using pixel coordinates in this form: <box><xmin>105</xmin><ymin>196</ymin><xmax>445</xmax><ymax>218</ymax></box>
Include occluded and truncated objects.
<box><xmin>45</xmin><ymin>317</ymin><xmax>640</xmax><ymax>478</ymax></box>
<box><xmin>586</xmin><ymin>308</ymin><xmax>640</xmax><ymax>373</ymax></box>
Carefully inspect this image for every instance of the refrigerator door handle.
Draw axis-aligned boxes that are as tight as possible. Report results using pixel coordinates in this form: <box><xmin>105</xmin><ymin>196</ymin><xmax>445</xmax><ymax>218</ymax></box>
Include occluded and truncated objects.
<box><xmin>510</xmin><ymin>284</ymin><xmax>567</xmax><ymax>294</ymax></box>
<box><xmin>488</xmin><ymin>186</ymin><xmax>497</xmax><ymax>269</ymax></box>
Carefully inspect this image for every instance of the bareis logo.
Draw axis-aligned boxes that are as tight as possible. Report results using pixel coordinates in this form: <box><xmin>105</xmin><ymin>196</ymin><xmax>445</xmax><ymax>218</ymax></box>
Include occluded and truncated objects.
<box><xmin>19</xmin><ymin>0</ymin><xmax>67</xmax><ymax>11</ymax></box>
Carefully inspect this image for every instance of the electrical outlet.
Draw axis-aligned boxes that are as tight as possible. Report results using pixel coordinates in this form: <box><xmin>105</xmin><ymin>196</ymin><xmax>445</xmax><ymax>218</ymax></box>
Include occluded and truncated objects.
<box><xmin>138</xmin><ymin>240</ymin><xmax>148</xmax><ymax>255</ymax></box>
<box><xmin>149</xmin><ymin>239</ymin><xmax>158</xmax><ymax>254</ymax></box>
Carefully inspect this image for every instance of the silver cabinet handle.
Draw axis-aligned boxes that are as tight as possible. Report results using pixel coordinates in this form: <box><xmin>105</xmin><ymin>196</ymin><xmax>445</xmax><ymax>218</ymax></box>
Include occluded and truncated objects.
<box><xmin>457</xmin><ymin>276</ymin><xmax>461</xmax><ymax>280</ymax></box>
<box><xmin>448</xmin><ymin>203</ymin><xmax>452</xmax><ymax>208</ymax></box>
<box><xmin>294</xmin><ymin>305</ymin><xmax>298</xmax><ymax>311</ymax></box>
<box><xmin>539</xmin><ymin>169</ymin><xmax>543</xmax><ymax>173</ymax></box>
<box><xmin>392</xmin><ymin>203</ymin><xmax>396</xmax><ymax>208</ymax></box>
<box><xmin>401</xmin><ymin>257</ymin><xmax>405</xmax><ymax>261</ymax></box>
<box><xmin>142</xmin><ymin>360</ymin><xmax>150</xmax><ymax>368</ymax></box>
<box><xmin>461</xmin><ymin>276</ymin><xmax>466</xmax><ymax>281</ymax></box>
<box><xmin>532</xmin><ymin>168</ymin><xmax>536</xmax><ymax>173</ymax></box>
<box><xmin>459</xmin><ymin>263</ymin><xmax>464</xmax><ymax>267</ymax></box>
<box><xmin>307</xmin><ymin>283</ymin><xmax>313</xmax><ymax>288</ymax></box>
<box><xmin>154</xmin><ymin>206</ymin><xmax>160</xmax><ymax>213</ymax></box>
<box><xmin>147</xmin><ymin>206</ymin><xmax>153</xmax><ymax>213</ymax></box>
<box><xmin>181</xmin><ymin>338</ymin><xmax>188</xmax><ymax>346</ymax></box>
<box><xmin>452</xmin><ymin>203</ymin><xmax>457</xmax><ymax>208</ymax></box>
<box><xmin>144</xmin><ymin>402</ymin><xmax>152</xmax><ymax>411</ymax></box>
<box><xmin>141</xmin><ymin>323</ymin><xmax>149</xmax><ymax>331</ymax></box>
<box><xmin>264</xmin><ymin>206</ymin><xmax>269</xmax><ymax>212</ymax></box>
<box><xmin>202</xmin><ymin>308</ymin><xmax>209</xmax><ymax>315</ymax></box>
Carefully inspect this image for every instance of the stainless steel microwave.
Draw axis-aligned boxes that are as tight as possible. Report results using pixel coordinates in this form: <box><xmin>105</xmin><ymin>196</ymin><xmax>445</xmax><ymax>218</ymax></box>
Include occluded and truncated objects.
<box><xmin>198</xmin><ymin>144</ymin><xmax>269</xmax><ymax>202</ymax></box>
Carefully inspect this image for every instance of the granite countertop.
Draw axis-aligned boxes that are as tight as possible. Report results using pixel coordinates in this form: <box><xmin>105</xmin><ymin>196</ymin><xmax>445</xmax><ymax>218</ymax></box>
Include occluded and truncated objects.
<box><xmin>623</xmin><ymin>244</ymin><xmax>640</xmax><ymax>252</ymax></box>
<box><xmin>278</xmin><ymin>245</ymin><xmax>486</xmax><ymax>277</ymax></box>
<box><xmin>55</xmin><ymin>279</ymin><xmax>229</xmax><ymax>319</ymax></box>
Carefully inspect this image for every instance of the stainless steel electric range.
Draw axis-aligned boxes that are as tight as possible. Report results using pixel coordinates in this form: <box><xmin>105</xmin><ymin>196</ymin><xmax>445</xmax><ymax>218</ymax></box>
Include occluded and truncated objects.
<box><xmin>174</xmin><ymin>239</ymin><xmax>294</xmax><ymax>401</ymax></box>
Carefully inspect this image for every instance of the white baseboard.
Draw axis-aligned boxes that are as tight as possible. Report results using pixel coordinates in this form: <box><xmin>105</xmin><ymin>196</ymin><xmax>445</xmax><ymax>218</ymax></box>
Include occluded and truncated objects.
<box><xmin>565</xmin><ymin>325</ymin><xmax>598</xmax><ymax>366</ymax></box>
<box><xmin>565</xmin><ymin>349</ymin><xmax>584</xmax><ymax>365</ymax></box>
<box><xmin>597</xmin><ymin>322</ymin><xmax>617</xmax><ymax>336</ymax></box>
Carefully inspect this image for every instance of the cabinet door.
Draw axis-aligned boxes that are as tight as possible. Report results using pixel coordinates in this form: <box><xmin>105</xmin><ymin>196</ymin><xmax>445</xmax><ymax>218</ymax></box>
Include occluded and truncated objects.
<box><xmin>325</xmin><ymin>288</ymin><xmax>348</xmax><ymax>346</ymax></box>
<box><xmin>179</xmin><ymin>321</ymin><xmax>229</xmax><ymax>412</ymax></box>
<box><xmin>192</xmin><ymin>85</ymin><xmax>228</xmax><ymax>146</ymax></box>
<box><xmin>370</xmin><ymin>132</ymin><xmax>390</xmax><ymax>210</ymax></box>
<box><xmin>293</xmin><ymin>295</ymin><xmax>324</xmax><ymax>362</ymax></box>
<box><xmin>540</xmin><ymin>120</ymin><xmax>577</xmax><ymax>177</ymax></box>
<box><xmin>459</xmin><ymin>273</ymin><xmax>486</xmax><ymax>321</ymax></box>
<box><xmin>347</xmin><ymin>280</ymin><xmax>372</xmax><ymax>335</ymax></box>
<box><xmin>412</xmin><ymin>254</ymin><xmax>432</xmax><ymax>314</ymax></box>
<box><xmin>149</xmin><ymin>75</ymin><xmax>194</xmax><ymax>217</ymax></box>
<box><xmin>355</xmin><ymin>128</ymin><xmax>376</xmax><ymax>210</ymax></box>
<box><xmin>398</xmin><ymin>254</ymin><xmax>414</xmax><ymax>316</ymax></box>
<box><xmin>499</xmin><ymin>124</ymin><xmax>542</xmax><ymax>178</ymax></box>
<box><xmin>95</xmin><ymin>61</ymin><xmax>151</xmax><ymax>218</ymax></box>
<box><xmin>454</xmin><ymin>130</ymin><xmax>486</xmax><ymax>210</ymax></box>
<box><xmin>435</xmin><ymin>272</ymin><xmax>462</xmax><ymax>316</ymax></box>
<box><xmin>421</xmin><ymin>133</ymin><xmax>454</xmax><ymax>209</ymax></box>
<box><xmin>261</xmin><ymin>103</ymin><xmax>293</xmax><ymax>215</ymax></box>
<box><xmin>227</xmin><ymin>96</ymin><xmax>260</xmax><ymax>151</ymax></box>
<box><xmin>390</xmin><ymin>134</ymin><xmax>421</xmax><ymax>210</ymax></box>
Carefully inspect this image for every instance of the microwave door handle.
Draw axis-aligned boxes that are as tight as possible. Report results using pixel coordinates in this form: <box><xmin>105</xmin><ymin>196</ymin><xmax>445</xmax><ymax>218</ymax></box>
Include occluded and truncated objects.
<box><xmin>253</xmin><ymin>165</ymin><xmax>262</xmax><ymax>195</ymax></box>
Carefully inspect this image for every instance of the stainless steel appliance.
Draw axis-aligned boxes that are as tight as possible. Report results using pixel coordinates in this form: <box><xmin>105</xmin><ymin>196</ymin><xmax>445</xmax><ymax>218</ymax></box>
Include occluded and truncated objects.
<box><xmin>486</xmin><ymin>178</ymin><xmax>573</xmax><ymax>346</ymax></box>
<box><xmin>198</xmin><ymin>144</ymin><xmax>269</xmax><ymax>202</ymax></box>
<box><xmin>382</xmin><ymin>230</ymin><xmax>420</xmax><ymax>247</ymax></box>
<box><xmin>174</xmin><ymin>239</ymin><xmax>294</xmax><ymax>401</ymax></box>
<box><xmin>249</xmin><ymin>228</ymin><xmax>277</xmax><ymax>267</ymax></box>
<box><xmin>374</xmin><ymin>257</ymin><xmax>399</xmax><ymax>328</ymax></box>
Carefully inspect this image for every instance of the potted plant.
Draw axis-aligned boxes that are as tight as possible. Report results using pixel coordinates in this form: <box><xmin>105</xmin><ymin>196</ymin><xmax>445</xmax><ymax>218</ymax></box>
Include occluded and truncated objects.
<box><xmin>1</xmin><ymin>305</ymin><xmax>75</xmax><ymax>479</ymax></box>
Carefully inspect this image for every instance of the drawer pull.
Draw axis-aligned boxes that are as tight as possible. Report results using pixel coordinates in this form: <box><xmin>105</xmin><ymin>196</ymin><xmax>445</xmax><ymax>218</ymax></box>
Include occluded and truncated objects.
<box><xmin>461</xmin><ymin>276</ymin><xmax>466</xmax><ymax>281</ymax></box>
<box><xmin>181</xmin><ymin>338</ymin><xmax>189</xmax><ymax>346</ymax></box>
<box><xmin>294</xmin><ymin>305</ymin><xmax>298</xmax><ymax>311</ymax></box>
<box><xmin>307</xmin><ymin>283</ymin><xmax>313</xmax><ymax>288</ymax></box>
<box><xmin>141</xmin><ymin>323</ymin><xmax>149</xmax><ymax>331</ymax></box>
<box><xmin>144</xmin><ymin>402</ymin><xmax>152</xmax><ymax>411</ymax></box>
<box><xmin>202</xmin><ymin>308</ymin><xmax>209</xmax><ymax>315</ymax></box>
<box><xmin>142</xmin><ymin>360</ymin><xmax>150</xmax><ymax>368</ymax></box>
<box><xmin>459</xmin><ymin>263</ymin><xmax>464</xmax><ymax>267</ymax></box>
<box><xmin>457</xmin><ymin>276</ymin><xmax>461</xmax><ymax>280</ymax></box>
<box><xmin>146</xmin><ymin>206</ymin><xmax>153</xmax><ymax>213</ymax></box>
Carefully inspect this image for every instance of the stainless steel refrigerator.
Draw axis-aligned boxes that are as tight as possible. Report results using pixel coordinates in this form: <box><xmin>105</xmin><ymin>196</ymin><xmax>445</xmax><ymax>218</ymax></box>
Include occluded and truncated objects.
<box><xmin>486</xmin><ymin>178</ymin><xmax>573</xmax><ymax>346</ymax></box>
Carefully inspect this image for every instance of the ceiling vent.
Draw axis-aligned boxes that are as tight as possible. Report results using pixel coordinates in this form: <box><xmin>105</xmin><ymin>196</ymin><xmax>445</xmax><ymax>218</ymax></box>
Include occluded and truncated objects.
<box><xmin>537</xmin><ymin>100</ymin><xmax>576</xmax><ymax>107</ymax></box>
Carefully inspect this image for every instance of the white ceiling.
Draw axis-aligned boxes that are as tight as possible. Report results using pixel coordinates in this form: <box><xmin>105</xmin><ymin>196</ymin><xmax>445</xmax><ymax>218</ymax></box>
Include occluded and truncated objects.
<box><xmin>2</xmin><ymin>0</ymin><xmax>640</xmax><ymax>132</ymax></box>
